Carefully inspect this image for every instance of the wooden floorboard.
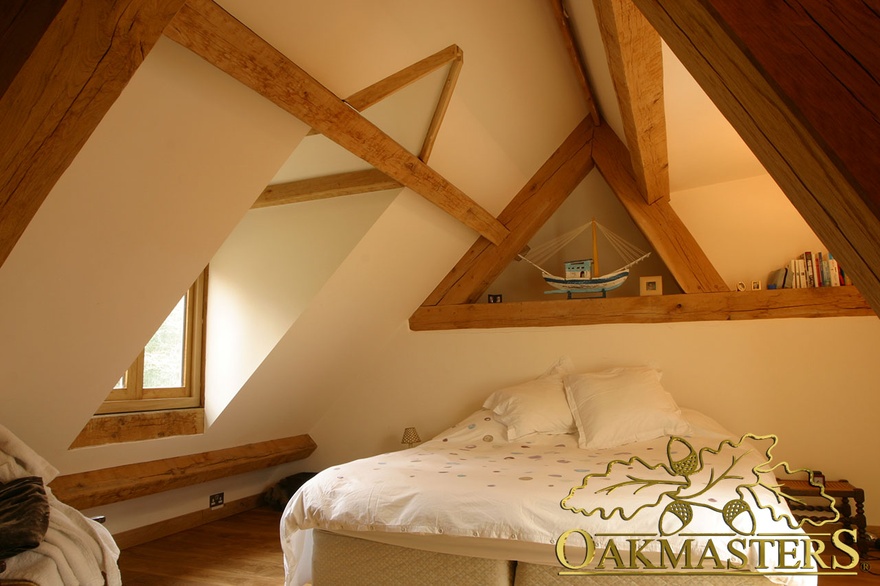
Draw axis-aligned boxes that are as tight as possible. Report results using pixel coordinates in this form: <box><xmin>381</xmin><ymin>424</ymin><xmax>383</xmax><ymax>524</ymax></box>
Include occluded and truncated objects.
<box><xmin>118</xmin><ymin>506</ymin><xmax>880</xmax><ymax>584</ymax></box>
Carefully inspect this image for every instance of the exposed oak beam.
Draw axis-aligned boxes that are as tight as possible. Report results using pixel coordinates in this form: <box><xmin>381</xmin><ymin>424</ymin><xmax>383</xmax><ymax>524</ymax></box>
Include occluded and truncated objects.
<box><xmin>0</xmin><ymin>1</ymin><xmax>65</xmax><ymax>97</ymax></box>
<box><xmin>631</xmin><ymin>0</ymin><xmax>880</xmax><ymax>314</ymax></box>
<box><xmin>165</xmin><ymin>1</ymin><xmax>507</xmax><ymax>245</ymax></box>
<box><xmin>50</xmin><ymin>434</ymin><xmax>317</xmax><ymax>510</ymax></box>
<box><xmin>594</xmin><ymin>0</ymin><xmax>669</xmax><ymax>204</ymax></box>
<box><xmin>410</xmin><ymin>287</ymin><xmax>872</xmax><ymax>331</ymax></box>
<box><xmin>548</xmin><ymin>0</ymin><xmax>600</xmax><ymax>125</ymax></box>
<box><xmin>419</xmin><ymin>50</ymin><xmax>463</xmax><ymax>163</ymax></box>
<box><xmin>346</xmin><ymin>44</ymin><xmax>462</xmax><ymax>113</ymax></box>
<box><xmin>593</xmin><ymin>122</ymin><xmax>728</xmax><ymax>293</ymax></box>
<box><xmin>253</xmin><ymin>169</ymin><xmax>401</xmax><ymax>208</ymax></box>
<box><xmin>306</xmin><ymin>44</ymin><xmax>463</xmax><ymax>136</ymax></box>
<box><xmin>0</xmin><ymin>0</ymin><xmax>185</xmax><ymax>269</ymax></box>
<box><xmin>420</xmin><ymin>116</ymin><xmax>595</xmax><ymax>307</ymax></box>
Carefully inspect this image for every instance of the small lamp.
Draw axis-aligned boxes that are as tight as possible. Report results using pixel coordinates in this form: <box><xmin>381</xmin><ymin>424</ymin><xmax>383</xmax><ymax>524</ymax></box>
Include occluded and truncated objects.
<box><xmin>401</xmin><ymin>426</ymin><xmax>421</xmax><ymax>448</ymax></box>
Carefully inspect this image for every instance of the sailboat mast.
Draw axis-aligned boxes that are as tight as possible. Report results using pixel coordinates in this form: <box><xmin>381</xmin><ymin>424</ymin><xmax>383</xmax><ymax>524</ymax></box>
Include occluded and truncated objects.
<box><xmin>591</xmin><ymin>217</ymin><xmax>599</xmax><ymax>276</ymax></box>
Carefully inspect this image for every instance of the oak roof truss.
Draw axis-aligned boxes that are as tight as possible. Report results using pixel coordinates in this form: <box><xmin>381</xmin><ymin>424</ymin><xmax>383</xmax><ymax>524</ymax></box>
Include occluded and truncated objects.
<box><xmin>2</xmin><ymin>0</ymin><xmax>877</xmax><ymax>329</ymax></box>
<box><xmin>253</xmin><ymin>44</ymin><xmax>464</xmax><ymax>208</ymax></box>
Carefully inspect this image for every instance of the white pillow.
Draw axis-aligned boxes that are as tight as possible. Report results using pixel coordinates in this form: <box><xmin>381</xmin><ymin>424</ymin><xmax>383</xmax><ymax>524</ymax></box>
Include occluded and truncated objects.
<box><xmin>483</xmin><ymin>357</ymin><xmax>576</xmax><ymax>440</ymax></box>
<box><xmin>563</xmin><ymin>367</ymin><xmax>690</xmax><ymax>450</ymax></box>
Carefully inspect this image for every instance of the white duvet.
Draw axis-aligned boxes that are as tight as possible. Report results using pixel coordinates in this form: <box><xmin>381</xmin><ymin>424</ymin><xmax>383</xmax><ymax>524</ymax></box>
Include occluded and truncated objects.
<box><xmin>282</xmin><ymin>409</ymin><xmax>818</xmax><ymax>586</ymax></box>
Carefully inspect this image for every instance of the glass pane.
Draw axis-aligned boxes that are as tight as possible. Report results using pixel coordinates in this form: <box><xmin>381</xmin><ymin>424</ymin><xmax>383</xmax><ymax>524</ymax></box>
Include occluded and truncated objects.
<box><xmin>143</xmin><ymin>295</ymin><xmax>186</xmax><ymax>389</ymax></box>
<box><xmin>113</xmin><ymin>373</ymin><xmax>126</xmax><ymax>390</ymax></box>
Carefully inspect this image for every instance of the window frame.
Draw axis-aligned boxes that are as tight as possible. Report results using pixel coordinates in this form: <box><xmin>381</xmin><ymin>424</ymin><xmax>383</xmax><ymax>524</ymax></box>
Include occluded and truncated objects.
<box><xmin>96</xmin><ymin>269</ymin><xmax>207</xmax><ymax>415</ymax></box>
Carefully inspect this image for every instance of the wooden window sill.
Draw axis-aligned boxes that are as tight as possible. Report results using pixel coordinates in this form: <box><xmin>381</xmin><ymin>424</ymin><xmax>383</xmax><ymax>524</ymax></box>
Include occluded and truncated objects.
<box><xmin>409</xmin><ymin>286</ymin><xmax>874</xmax><ymax>331</ymax></box>
<box><xmin>70</xmin><ymin>409</ymin><xmax>205</xmax><ymax>449</ymax></box>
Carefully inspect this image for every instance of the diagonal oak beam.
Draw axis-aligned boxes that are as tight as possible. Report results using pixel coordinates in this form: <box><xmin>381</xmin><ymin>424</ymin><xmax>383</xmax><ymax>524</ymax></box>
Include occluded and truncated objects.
<box><xmin>0</xmin><ymin>0</ymin><xmax>186</xmax><ymax>269</ymax></box>
<box><xmin>632</xmin><ymin>0</ymin><xmax>880</xmax><ymax>313</ymax></box>
<box><xmin>420</xmin><ymin>116</ymin><xmax>595</xmax><ymax>307</ymax></box>
<box><xmin>346</xmin><ymin>44</ymin><xmax>462</xmax><ymax>114</ymax></box>
<box><xmin>165</xmin><ymin>0</ymin><xmax>507</xmax><ymax>245</ymax></box>
<box><xmin>419</xmin><ymin>49</ymin><xmax>463</xmax><ymax>163</ymax></box>
<box><xmin>252</xmin><ymin>169</ymin><xmax>401</xmax><ymax>208</ymax></box>
<box><xmin>593</xmin><ymin>0</ymin><xmax>669</xmax><ymax>205</ymax></box>
<box><xmin>592</xmin><ymin>122</ymin><xmax>728</xmax><ymax>293</ymax></box>
<box><xmin>306</xmin><ymin>44</ymin><xmax>462</xmax><ymax>136</ymax></box>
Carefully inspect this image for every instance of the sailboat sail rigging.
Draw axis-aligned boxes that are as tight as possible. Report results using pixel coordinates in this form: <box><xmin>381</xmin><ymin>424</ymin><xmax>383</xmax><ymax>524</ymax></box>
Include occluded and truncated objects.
<box><xmin>517</xmin><ymin>219</ymin><xmax>650</xmax><ymax>294</ymax></box>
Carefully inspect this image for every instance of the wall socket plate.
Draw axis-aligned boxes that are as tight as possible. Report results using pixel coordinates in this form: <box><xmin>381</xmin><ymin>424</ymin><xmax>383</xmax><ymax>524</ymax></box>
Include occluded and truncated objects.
<box><xmin>209</xmin><ymin>492</ymin><xmax>224</xmax><ymax>509</ymax></box>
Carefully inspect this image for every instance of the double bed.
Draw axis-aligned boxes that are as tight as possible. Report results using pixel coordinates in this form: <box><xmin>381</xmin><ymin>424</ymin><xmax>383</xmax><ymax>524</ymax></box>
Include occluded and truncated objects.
<box><xmin>281</xmin><ymin>363</ymin><xmax>823</xmax><ymax>585</ymax></box>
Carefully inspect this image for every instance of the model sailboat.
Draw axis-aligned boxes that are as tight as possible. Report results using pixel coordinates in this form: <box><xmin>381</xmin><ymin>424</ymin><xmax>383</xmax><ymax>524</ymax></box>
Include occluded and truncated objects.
<box><xmin>518</xmin><ymin>219</ymin><xmax>650</xmax><ymax>295</ymax></box>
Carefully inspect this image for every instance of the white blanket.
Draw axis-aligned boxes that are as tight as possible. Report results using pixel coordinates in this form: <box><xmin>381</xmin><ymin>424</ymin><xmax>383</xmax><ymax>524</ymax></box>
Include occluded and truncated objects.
<box><xmin>0</xmin><ymin>423</ymin><xmax>121</xmax><ymax>586</ymax></box>
<box><xmin>282</xmin><ymin>409</ymin><xmax>818</xmax><ymax>586</ymax></box>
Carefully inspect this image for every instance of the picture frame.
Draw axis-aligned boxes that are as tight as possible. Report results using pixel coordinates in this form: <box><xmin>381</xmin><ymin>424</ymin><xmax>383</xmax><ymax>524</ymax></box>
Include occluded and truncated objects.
<box><xmin>751</xmin><ymin>279</ymin><xmax>762</xmax><ymax>291</ymax></box>
<box><xmin>639</xmin><ymin>276</ymin><xmax>662</xmax><ymax>296</ymax></box>
<box><xmin>487</xmin><ymin>294</ymin><xmax>503</xmax><ymax>304</ymax></box>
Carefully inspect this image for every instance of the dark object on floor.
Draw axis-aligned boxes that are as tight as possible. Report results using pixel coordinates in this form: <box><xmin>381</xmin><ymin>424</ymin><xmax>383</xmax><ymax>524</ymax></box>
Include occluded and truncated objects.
<box><xmin>264</xmin><ymin>472</ymin><xmax>318</xmax><ymax>511</ymax></box>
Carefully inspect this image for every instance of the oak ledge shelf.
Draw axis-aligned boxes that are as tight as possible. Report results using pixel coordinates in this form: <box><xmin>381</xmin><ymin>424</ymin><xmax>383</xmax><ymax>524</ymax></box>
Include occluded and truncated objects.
<box><xmin>409</xmin><ymin>286</ymin><xmax>874</xmax><ymax>331</ymax></box>
<box><xmin>49</xmin><ymin>434</ymin><xmax>317</xmax><ymax>511</ymax></box>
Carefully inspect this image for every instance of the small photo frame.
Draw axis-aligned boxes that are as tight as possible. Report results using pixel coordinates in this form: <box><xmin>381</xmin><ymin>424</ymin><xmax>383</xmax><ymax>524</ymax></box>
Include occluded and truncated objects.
<box><xmin>751</xmin><ymin>279</ymin><xmax>762</xmax><ymax>291</ymax></box>
<box><xmin>487</xmin><ymin>294</ymin><xmax>503</xmax><ymax>303</ymax></box>
<box><xmin>639</xmin><ymin>276</ymin><xmax>662</xmax><ymax>296</ymax></box>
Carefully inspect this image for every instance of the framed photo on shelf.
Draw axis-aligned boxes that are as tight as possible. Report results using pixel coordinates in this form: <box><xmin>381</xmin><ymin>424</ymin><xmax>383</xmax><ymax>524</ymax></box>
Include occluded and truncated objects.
<box><xmin>639</xmin><ymin>276</ymin><xmax>662</xmax><ymax>296</ymax></box>
<box><xmin>751</xmin><ymin>279</ymin><xmax>762</xmax><ymax>291</ymax></box>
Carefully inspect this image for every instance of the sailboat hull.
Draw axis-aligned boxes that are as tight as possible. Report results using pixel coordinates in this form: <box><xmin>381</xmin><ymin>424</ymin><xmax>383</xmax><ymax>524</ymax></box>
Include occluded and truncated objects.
<box><xmin>543</xmin><ymin>269</ymin><xmax>630</xmax><ymax>293</ymax></box>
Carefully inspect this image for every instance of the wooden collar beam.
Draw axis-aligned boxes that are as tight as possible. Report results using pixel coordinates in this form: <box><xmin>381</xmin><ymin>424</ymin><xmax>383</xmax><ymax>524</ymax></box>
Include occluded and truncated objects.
<box><xmin>165</xmin><ymin>0</ymin><xmax>507</xmax><ymax>246</ymax></box>
<box><xmin>411</xmin><ymin>287</ymin><xmax>873</xmax><ymax>331</ymax></box>
<box><xmin>253</xmin><ymin>169</ymin><xmax>401</xmax><ymax>208</ymax></box>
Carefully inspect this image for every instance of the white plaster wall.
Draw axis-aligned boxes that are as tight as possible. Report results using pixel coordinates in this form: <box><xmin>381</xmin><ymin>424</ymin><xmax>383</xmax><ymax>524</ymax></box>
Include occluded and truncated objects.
<box><xmin>205</xmin><ymin>190</ymin><xmax>397</xmax><ymax>424</ymax></box>
<box><xmin>672</xmin><ymin>174</ymin><xmax>828</xmax><ymax>290</ymax></box>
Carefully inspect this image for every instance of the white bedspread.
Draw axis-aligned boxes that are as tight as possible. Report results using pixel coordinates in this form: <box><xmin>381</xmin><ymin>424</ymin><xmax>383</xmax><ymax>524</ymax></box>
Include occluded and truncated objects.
<box><xmin>0</xmin><ymin>424</ymin><xmax>121</xmax><ymax>586</ymax></box>
<box><xmin>282</xmin><ymin>409</ymin><xmax>817</xmax><ymax>586</ymax></box>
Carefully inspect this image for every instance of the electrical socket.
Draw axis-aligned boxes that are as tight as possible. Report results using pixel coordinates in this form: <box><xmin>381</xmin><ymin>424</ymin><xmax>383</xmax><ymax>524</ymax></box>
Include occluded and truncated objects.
<box><xmin>209</xmin><ymin>492</ymin><xmax>224</xmax><ymax>509</ymax></box>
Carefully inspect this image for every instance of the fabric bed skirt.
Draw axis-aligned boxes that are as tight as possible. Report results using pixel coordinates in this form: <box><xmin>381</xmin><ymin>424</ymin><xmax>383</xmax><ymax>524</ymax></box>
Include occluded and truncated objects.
<box><xmin>310</xmin><ymin>530</ymin><xmax>772</xmax><ymax>586</ymax></box>
<box><xmin>312</xmin><ymin>530</ymin><xmax>514</xmax><ymax>585</ymax></box>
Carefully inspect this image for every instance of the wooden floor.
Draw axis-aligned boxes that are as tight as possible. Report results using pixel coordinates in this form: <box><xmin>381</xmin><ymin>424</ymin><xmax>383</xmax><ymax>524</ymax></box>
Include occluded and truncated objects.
<box><xmin>118</xmin><ymin>506</ymin><xmax>285</xmax><ymax>585</ymax></box>
<box><xmin>118</xmin><ymin>507</ymin><xmax>880</xmax><ymax>585</ymax></box>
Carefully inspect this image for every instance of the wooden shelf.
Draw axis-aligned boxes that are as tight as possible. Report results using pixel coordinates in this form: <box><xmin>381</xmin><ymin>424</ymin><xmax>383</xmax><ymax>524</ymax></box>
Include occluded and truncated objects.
<box><xmin>50</xmin><ymin>434</ymin><xmax>317</xmax><ymax>510</ymax></box>
<box><xmin>410</xmin><ymin>286</ymin><xmax>874</xmax><ymax>331</ymax></box>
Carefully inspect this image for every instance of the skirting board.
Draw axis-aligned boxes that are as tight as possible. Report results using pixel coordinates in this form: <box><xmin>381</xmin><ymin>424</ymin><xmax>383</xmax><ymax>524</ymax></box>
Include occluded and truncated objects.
<box><xmin>112</xmin><ymin>493</ymin><xmax>263</xmax><ymax>550</ymax></box>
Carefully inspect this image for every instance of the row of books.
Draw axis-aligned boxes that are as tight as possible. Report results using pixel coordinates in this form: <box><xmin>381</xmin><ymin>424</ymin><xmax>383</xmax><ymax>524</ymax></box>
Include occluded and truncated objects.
<box><xmin>766</xmin><ymin>252</ymin><xmax>853</xmax><ymax>289</ymax></box>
